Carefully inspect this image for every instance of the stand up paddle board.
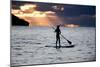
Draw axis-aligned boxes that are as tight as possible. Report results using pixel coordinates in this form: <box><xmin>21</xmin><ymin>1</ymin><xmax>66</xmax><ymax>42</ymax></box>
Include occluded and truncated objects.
<box><xmin>45</xmin><ymin>45</ymin><xmax>75</xmax><ymax>48</ymax></box>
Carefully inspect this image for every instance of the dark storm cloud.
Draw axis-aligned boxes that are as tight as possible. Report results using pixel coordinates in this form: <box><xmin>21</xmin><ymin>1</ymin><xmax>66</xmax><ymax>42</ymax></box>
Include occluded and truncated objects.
<box><xmin>62</xmin><ymin>15</ymin><xmax>96</xmax><ymax>27</ymax></box>
<box><xmin>57</xmin><ymin>5</ymin><xmax>96</xmax><ymax>17</ymax></box>
<box><xmin>12</xmin><ymin>1</ymin><xmax>96</xmax><ymax>27</ymax></box>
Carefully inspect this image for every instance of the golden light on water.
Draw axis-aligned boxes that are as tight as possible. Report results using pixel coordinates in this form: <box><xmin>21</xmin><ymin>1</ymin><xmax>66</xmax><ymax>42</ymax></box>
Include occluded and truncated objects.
<box><xmin>12</xmin><ymin>4</ymin><xmax>63</xmax><ymax>26</ymax></box>
<box><xmin>64</xmin><ymin>24</ymin><xmax>79</xmax><ymax>28</ymax></box>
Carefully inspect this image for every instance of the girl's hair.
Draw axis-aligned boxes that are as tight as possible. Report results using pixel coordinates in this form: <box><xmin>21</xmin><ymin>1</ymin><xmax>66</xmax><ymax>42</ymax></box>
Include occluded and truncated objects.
<box><xmin>57</xmin><ymin>25</ymin><xmax>60</xmax><ymax>28</ymax></box>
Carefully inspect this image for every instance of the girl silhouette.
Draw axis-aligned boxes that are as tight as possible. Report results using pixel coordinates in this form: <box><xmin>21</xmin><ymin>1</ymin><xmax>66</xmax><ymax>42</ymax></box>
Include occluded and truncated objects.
<box><xmin>55</xmin><ymin>25</ymin><xmax>61</xmax><ymax>48</ymax></box>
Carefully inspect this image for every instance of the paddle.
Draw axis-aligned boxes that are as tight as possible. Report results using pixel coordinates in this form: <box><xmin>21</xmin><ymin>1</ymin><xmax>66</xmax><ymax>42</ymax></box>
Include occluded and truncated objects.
<box><xmin>60</xmin><ymin>34</ymin><xmax>72</xmax><ymax>45</ymax></box>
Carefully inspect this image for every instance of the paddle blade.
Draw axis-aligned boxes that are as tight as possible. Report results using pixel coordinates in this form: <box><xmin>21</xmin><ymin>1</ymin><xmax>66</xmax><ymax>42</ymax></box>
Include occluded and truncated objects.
<box><xmin>67</xmin><ymin>40</ymin><xmax>72</xmax><ymax>44</ymax></box>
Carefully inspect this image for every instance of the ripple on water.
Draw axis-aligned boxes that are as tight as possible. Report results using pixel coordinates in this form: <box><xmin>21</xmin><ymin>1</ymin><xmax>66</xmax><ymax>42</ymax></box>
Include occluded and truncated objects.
<box><xmin>48</xmin><ymin>52</ymin><xmax>55</xmax><ymax>55</ymax></box>
<box><xmin>82</xmin><ymin>58</ymin><xmax>88</xmax><ymax>60</ymax></box>
<box><xmin>13</xmin><ymin>47</ymin><xmax>22</xmax><ymax>50</ymax></box>
<box><xmin>68</xmin><ymin>58</ymin><xmax>73</xmax><ymax>60</ymax></box>
<box><xmin>16</xmin><ymin>53</ymin><xmax>22</xmax><ymax>56</ymax></box>
<box><xmin>77</xmin><ymin>49</ymin><xmax>82</xmax><ymax>51</ymax></box>
<box><xmin>33</xmin><ymin>43</ymin><xmax>42</xmax><ymax>44</ymax></box>
<box><xmin>57</xmin><ymin>57</ymin><xmax>63</xmax><ymax>61</ymax></box>
<box><xmin>87</xmin><ymin>52</ymin><xmax>92</xmax><ymax>54</ymax></box>
<box><xmin>48</xmin><ymin>57</ymin><xmax>54</xmax><ymax>59</ymax></box>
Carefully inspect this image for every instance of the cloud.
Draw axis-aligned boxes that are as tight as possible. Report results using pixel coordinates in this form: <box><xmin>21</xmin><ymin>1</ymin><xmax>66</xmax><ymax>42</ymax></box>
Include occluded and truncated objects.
<box><xmin>64</xmin><ymin>15</ymin><xmax>96</xmax><ymax>27</ymax></box>
<box><xmin>20</xmin><ymin>4</ymin><xmax>37</xmax><ymax>13</ymax></box>
<box><xmin>66</xmin><ymin>15</ymin><xmax>95</xmax><ymax>20</ymax></box>
<box><xmin>12</xmin><ymin>4</ymin><xmax>63</xmax><ymax>26</ymax></box>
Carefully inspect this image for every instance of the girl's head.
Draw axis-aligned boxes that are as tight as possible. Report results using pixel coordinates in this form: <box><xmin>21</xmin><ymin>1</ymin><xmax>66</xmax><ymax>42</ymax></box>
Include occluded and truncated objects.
<box><xmin>57</xmin><ymin>25</ymin><xmax>60</xmax><ymax>28</ymax></box>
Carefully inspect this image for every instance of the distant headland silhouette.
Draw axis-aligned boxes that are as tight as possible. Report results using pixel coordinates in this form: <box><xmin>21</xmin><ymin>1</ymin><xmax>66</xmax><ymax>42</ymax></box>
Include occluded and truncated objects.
<box><xmin>12</xmin><ymin>14</ymin><xmax>29</xmax><ymax>26</ymax></box>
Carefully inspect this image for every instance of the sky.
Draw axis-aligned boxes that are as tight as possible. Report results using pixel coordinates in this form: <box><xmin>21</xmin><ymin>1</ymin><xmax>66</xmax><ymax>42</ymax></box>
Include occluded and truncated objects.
<box><xmin>11</xmin><ymin>1</ymin><xmax>96</xmax><ymax>27</ymax></box>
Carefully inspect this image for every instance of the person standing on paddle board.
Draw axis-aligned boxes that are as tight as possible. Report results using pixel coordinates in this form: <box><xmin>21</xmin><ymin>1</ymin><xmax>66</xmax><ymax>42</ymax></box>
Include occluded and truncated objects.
<box><xmin>55</xmin><ymin>25</ymin><xmax>61</xmax><ymax>48</ymax></box>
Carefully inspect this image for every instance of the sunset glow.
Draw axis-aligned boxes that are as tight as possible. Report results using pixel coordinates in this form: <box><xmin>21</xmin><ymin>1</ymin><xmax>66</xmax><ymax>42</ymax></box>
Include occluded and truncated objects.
<box><xmin>64</xmin><ymin>24</ymin><xmax>79</xmax><ymax>28</ymax></box>
<box><xmin>12</xmin><ymin>4</ymin><xmax>63</xmax><ymax>26</ymax></box>
<box><xmin>20</xmin><ymin>4</ymin><xmax>37</xmax><ymax>13</ymax></box>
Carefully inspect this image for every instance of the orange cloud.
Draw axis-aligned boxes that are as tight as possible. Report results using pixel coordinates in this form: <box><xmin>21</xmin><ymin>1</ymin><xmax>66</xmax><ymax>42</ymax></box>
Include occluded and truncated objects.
<box><xmin>20</xmin><ymin>4</ymin><xmax>37</xmax><ymax>13</ymax></box>
<box><xmin>12</xmin><ymin>4</ymin><xmax>63</xmax><ymax>26</ymax></box>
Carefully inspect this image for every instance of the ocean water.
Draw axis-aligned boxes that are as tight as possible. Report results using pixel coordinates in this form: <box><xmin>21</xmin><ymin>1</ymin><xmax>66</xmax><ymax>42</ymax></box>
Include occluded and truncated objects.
<box><xmin>11</xmin><ymin>26</ymin><xmax>96</xmax><ymax>66</ymax></box>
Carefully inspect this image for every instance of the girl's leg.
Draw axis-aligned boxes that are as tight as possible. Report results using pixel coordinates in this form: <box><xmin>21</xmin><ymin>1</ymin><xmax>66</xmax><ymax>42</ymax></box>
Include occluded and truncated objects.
<box><xmin>59</xmin><ymin>36</ymin><xmax>61</xmax><ymax>48</ymax></box>
<box><xmin>56</xmin><ymin>38</ymin><xmax>58</xmax><ymax>48</ymax></box>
